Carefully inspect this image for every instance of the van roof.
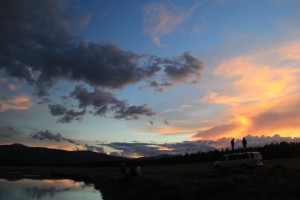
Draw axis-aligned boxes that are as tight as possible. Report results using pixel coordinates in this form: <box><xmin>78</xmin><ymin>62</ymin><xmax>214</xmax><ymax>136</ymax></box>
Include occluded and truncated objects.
<box><xmin>223</xmin><ymin>152</ymin><xmax>261</xmax><ymax>156</ymax></box>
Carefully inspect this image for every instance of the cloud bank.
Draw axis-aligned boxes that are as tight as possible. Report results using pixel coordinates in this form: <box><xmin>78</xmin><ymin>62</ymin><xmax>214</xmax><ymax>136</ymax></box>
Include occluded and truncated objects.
<box><xmin>106</xmin><ymin>134</ymin><xmax>300</xmax><ymax>157</ymax></box>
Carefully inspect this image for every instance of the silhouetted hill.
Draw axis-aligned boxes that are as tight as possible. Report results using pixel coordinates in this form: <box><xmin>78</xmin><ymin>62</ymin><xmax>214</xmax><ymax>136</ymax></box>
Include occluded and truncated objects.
<box><xmin>2</xmin><ymin>142</ymin><xmax>300</xmax><ymax>166</ymax></box>
<box><xmin>136</xmin><ymin>154</ymin><xmax>174</xmax><ymax>161</ymax></box>
<box><xmin>0</xmin><ymin>143</ymin><xmax>127</xmax><ymax>166</ymax></box>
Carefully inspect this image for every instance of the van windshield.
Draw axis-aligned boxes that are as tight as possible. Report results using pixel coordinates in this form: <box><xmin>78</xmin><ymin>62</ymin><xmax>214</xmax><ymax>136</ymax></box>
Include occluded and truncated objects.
<box><xmin>254</xmin><ymin>153</ymin><xmax>262</xmax><ymax>159</ymax></box>
<box><xmin>238</xmin><ymin>153</ymin><xmax>249</xmax><ymax>159</ymax></box>
<box><xmin>250</xmin><ymin>152</ymin><xmax>262</xmax><ymax>159</ymax></box>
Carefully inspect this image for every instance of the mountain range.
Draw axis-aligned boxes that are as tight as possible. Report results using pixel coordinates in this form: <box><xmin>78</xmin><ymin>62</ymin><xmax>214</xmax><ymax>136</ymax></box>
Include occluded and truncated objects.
<box><xmin>0</xmin><ymin>143</ymin><xmax>127</xmax><ymax>166</ymax></box>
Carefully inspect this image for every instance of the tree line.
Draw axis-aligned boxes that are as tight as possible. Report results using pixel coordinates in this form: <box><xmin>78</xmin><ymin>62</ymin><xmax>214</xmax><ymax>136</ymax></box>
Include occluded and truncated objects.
<box><xmin>134</xmin><ymin>142</ymin><xmax>300</xmax><ymax>165</ymax></box>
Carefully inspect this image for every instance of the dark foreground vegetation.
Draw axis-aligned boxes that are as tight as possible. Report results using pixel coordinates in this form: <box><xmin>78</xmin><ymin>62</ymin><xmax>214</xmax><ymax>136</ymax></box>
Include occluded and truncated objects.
<box><xmin>157</xmin><ymin>141</ymin><xmax>300</xmax><ymax>164</ymax></box>
<box><xmin>1</xmin><ymin>142</ymin><xmax>300</xmax><ymax>199</ymax></box>
<box><xmin>1</xmin><ymin>158</ymin><xmax>300</xmax><ymax>200</ymax></box>
<box><xmin>1</xmin><ymin>142</ymin><xmax>300</xmax><ymax>167</ymax></box>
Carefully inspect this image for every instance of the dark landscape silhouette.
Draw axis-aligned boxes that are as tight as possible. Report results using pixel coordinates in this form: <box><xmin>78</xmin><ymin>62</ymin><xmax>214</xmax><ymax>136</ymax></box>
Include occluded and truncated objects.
<box><xmin>1</xmin><ymin>142</ymin><xmax>300</xmax><ymax>166</ymax></box>
<box><xmin>1</xmin><ymin>142</ymin><xmax>300</xmax><ymax>200</ymax></box>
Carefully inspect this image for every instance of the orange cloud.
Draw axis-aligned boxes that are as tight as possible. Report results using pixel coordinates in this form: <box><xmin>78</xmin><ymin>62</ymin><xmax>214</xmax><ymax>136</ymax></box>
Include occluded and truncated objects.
<box><xmin>0</xmin><ymin>95</ymin><xmax>33</xmax><ymax>112</ymax></box>
<box><xmin>45</xmin><ymin>144</ymin><xmax>79</xmax><ymax>151</ymax></box>
<box><xmin>41</xmin><ymin>179</ymin><xmax>81</xmax><ymax>188</ymax></box>
<box><xmin>194</xmin><ymin>40</ymin><xmax>300</xmax><ymax>140</ymax></box>
<box><xmin>19</xmin><ymin>179</ymin><xmax>82</xmax><ymax>189</ymax></box>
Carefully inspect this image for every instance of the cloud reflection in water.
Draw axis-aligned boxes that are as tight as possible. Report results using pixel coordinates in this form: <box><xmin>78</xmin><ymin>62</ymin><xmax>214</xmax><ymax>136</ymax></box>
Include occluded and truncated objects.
<box><xmin>0</xmin><ymin>178</ymin><xmax>102</xmax><ymax>200</ymax></box>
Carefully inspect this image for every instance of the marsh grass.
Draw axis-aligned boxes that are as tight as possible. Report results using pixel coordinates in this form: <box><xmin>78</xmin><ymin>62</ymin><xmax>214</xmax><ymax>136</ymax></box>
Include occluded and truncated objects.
<box><xmin>1</xmin><ymin>159</ymin><xmax>300</xmax><ymax>200</ymax></box>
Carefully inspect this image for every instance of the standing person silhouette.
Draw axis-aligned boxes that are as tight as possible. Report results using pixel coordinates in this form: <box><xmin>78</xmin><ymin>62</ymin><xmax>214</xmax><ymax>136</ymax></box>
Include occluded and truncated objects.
<box><xmin>231</xmin><ymin>138</ymin><xmax>235</xmax><ymax>151</ymax></box>
<box><xmin>242</xmin><ymin>137</ymin><xmax>247</xmax><ymax>150</ymax></box>
<box><xmin>120</xmin><ymin>163</ymin><xmax>128</xmax><ymax>180</ymax></box>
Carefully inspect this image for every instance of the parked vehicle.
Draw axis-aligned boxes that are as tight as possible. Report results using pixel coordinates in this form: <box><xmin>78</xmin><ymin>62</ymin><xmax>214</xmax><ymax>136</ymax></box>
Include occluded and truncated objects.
<box><xmin>214</xmin><ymin>152</ymin><xmax>263</xmax><ymax>171</ymax></box>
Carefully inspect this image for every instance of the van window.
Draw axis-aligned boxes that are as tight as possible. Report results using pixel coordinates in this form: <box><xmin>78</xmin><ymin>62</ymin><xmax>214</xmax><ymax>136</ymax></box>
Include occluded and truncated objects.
<box><xmin>253</xmin><ymin>153</ymin><xmax>262</xmax><ymax>159</ymax></box>
<box><xmin>228</xmin><ymin>154</ymin><xmax>237</xmax><ymax>160</ymax></box>
<box><xmin>238</xmin><ymin>153</ymin><xmax>249</xmax><ymax>159</ymax></box>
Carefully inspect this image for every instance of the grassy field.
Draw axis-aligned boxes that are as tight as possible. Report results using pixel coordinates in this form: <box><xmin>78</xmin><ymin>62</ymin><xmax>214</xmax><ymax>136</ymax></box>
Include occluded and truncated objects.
<box><xmin>1</xmin><ymin>159</ymin><xmax>300</xmax><ymax>200</ymax></box>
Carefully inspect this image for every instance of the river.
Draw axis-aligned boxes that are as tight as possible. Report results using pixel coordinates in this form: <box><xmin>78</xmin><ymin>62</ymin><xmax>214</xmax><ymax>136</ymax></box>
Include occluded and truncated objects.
<box><xmin>0</xmin><ymin>177</ymin><xmax>103</xmax><ymax>200</ymax></box>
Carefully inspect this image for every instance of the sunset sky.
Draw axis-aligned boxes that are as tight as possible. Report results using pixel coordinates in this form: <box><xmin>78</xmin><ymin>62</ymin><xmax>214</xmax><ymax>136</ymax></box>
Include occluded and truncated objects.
<box><xmin>1</xmin><ymin>0</ymin><xmax>300</xmax><ymax>157</ymax></box>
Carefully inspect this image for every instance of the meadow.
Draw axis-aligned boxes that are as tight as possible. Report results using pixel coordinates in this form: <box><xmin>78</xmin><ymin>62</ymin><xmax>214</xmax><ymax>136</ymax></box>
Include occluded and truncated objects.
<box><xmin>1</xmin><ymin>158</ymin><xmax>300</xmax><ymax>200</ymax></box>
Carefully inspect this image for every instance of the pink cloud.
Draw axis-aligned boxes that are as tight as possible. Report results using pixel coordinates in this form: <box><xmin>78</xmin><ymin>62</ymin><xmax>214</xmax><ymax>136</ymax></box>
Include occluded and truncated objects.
<box><xmin>0</xmin><ymin>96</ymin><xmax>33</xmax><ymax>112</ymax></box>
<box><xmin>196</xmin><ymin>40</ymin><xmax>300</xmax><ymax>140</ymax></box>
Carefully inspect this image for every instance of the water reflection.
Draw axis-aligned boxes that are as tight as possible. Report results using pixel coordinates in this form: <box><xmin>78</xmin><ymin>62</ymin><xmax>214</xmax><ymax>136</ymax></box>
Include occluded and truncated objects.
<box><xmin>0</xmin><ymin>178</ymin><xmax>102</xmax><ymax>200</ymax></box>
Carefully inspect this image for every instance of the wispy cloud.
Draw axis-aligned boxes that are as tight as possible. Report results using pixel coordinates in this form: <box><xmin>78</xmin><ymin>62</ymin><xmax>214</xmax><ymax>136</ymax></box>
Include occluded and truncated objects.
<box><xmin>84</xmin><ymin>144</ymin><xmax>105</xmax><ymax>153</ymax></box>
<box><xmin>143</xmin><ymin>2</ymin><xmax>200</xmax><ymax>46</ymax></box>
<box><xmin>0</xmin><ymin>126</ymin><xmax>19</xmax><ymax>138</ymax></box>
<box><xmin>177</xmin><ymin>104</ymin><xmax>192</xmax><ymax>112</ymax></box>
<box><xmin>31</xmin><ymin>130</ymin><xmax>76</xmax><ymax>144</ymax></box>
<box><xmin>8</xmin><ymin>84</ymin><xmax>18</xmax><ymax>91</ymax></box>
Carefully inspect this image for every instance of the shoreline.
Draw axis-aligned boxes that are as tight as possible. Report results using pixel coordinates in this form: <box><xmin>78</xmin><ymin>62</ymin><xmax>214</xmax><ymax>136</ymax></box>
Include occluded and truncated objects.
<box><xmin>1</xmin><ymin>159</ymin><xmax>300</xmax><ymax>200</ymax></box>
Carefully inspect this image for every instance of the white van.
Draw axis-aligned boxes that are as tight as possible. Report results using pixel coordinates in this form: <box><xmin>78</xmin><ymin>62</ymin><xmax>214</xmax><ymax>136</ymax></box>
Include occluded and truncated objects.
<box><xmin>214</xmin><ymin>152</ymin><xmax>263</xmax><ymax>171</ymax></box>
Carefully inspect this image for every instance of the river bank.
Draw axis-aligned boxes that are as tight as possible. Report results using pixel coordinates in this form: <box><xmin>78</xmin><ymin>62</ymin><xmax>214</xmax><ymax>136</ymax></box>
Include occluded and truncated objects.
<box><xmin>1</xmin><ymin>159</ymin><xmax>300</xmax><ymax>200</ymax></box>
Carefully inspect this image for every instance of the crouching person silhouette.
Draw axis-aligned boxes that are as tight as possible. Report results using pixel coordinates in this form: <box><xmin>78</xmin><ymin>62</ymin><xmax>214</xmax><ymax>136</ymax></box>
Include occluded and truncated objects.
<box><xmin>130</xmin><ymin>165</ymin><xmax>141</xmax><ymax>178</ymax></box>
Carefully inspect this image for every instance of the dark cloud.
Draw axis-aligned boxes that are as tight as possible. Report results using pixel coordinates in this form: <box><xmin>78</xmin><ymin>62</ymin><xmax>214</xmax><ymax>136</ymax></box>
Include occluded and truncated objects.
<box><xmin>70</xmin><ymin>85</ymin><xmax>117</xmax><ymax>109</ymax></box>
<box><xmin>48</xmin><ymin>104</ymin><xmax>85</xmax><ymax>123</ymax></box>
<box><xmin>113</xmin><ymin>103</ymin><xmax>155</xmax><ymax>120</ymax></box>
<box><xmin>84</xmin><ymin>144</ymin><xmax>105</xmax><ymax>154</ymax></box>
<box><xmin>105</xmin><ymin>134</ymin><xmax>300</xmax><ymax>157</ymax></box>
<box><xmin>0</xmin><ymin>126</ymin><xmax>19</xmax><ymax>138</ymax></box>
<box><xmin>0</xmin><ymin>0</ymin><xmax>204</xmax><ymax>122</ymax></box>
<box><xmin>106</xmin><ymin>142</ymin><xmax>163</xmax><ymax>157</ymax></box>
<box><xmin>47</xmin><ymin>86</ymin><xmax>155</xmax><ymax>122</ymax></box>
<box><xmin>31</xmin><ymin>129</ymin><xmax>75</xmax><ymax>144</ymax></box>
<box><xmin>0</xmin><ymin>0</ymin><xmax>204</xmax><ymax>96</ymax></box>
<box><xmin>49</xmin><ymin>104</ymin><xmax>68</xmax><ymax>116</ymax></box>
<box><xmin>105</xmin><ymin>141</ymin><xmax>214</xmax><ymax>157</ymax></box>
<box><xmin>67</xmin><ymin>85</ymin><xmax>154</xmax><ymax>121</ymax></box>
<box><xmin>37</xmin><ymin>97</ymin><xmax>53</xmax><ymax>105</ymax></box>
<box><xmin>163</xmin><ymin>52</ymin><xmax>204</xmax><ymax>82</ymax></box>
<box><xmin>145</xmin><ymin>52</ymin><xmax>205</xmax><ymax>91</ymax></box>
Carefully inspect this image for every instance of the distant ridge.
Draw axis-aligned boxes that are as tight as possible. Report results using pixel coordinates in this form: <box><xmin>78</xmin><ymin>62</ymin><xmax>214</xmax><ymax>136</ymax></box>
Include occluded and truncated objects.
<box><xmin>137</xmin><ymin>154</ymin><xmax>174</xmax><ymax>161</ymax></box>
<box><xmin>0</xmin><ymin>143</ymin><xmax>127</xmax><ymax>165</ymax></box>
